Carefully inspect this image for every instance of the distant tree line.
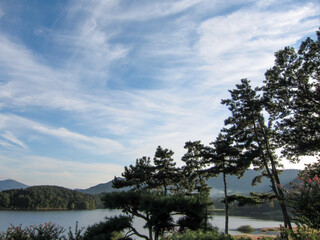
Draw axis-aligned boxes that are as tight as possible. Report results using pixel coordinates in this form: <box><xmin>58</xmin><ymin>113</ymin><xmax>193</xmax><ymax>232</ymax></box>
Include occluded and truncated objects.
<box><xmin>0</xmin><ymin>186</ymin><xmax>102</xmax><ymax>210</ymax></box>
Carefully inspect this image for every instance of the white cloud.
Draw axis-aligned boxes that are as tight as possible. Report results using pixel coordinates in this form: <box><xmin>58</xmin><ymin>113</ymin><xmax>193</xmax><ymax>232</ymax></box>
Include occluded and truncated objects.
<box><xmin>84</xmin><ymin>0</ymin><xmax>204</xmax><ymax>23</ymax></box>
<box><xmin>0</xmin><ymin>113</ymin><xmax>124</xmax><ymax>155</ymax></box>
<box><xmin>0</xmin><ymin>131</ymin><xmax>27</xmax><ymax>149</ymax></box>
<box><xmin>195</xmin><ymin>2</ymin><xmax>320</xmax><ymax>88</ymax></box>
<box><xmin>32</xmin><ymin>125</ymin><xmax>124</xmax><ymax>155</ymax></box>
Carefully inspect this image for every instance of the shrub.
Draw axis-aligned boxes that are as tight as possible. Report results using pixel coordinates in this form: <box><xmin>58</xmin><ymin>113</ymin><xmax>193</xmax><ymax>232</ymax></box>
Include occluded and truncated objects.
<box><xmin>0</xmin><ymin>222</ymin><xmax>65</xmax><ymax>240</ymax></box>
<box><xmin>236</xmin><ymin>225</ymin><xmax>254</xmax><ymax>234</ymax></box>
<box><xmin>284</xmin><ymin>160</ymin><xmax>320</xmax><ymax>229</ymax></box>
<box><xmin>162</xmin><ymin>228</ymin><xmax>234</xmax><ymax>240</ymax></box>
<box><xmin>277</xmin><ymin>225</ymin><xmax>320</xmax><ymax>240</ymax></box>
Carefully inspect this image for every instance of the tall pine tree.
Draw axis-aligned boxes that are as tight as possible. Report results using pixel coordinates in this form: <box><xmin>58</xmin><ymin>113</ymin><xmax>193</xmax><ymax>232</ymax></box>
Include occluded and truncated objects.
<box><xmin>221</xmin><ymin>79</ymin><xmax>292</xmax><ymax>229</ymax></box>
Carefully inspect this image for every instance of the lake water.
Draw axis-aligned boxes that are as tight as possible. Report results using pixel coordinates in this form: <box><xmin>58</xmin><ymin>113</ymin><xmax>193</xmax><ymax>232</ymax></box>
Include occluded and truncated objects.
<box><xmin>0</xmin><ymin>209</ymin><xmax>284</xmax><ymax>237</ymax></box>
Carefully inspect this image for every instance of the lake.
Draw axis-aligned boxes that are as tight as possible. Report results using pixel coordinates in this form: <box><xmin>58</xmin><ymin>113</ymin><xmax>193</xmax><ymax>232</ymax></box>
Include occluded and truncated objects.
<box><xmin>0</xmin><ymin>209</ymin><xmax>284</xmax><ymax>237</ymax></box>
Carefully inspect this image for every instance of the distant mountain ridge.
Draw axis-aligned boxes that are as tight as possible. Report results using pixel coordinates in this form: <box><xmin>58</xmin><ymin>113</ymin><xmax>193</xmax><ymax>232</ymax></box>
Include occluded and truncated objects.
<box><xmin>207</xmin><ymin>169</ymin><xmax>299</xmax><ymax>197</ymax></box>
<box><xmin>0</xmin><ymin>179</ymin><xmax>29</xmax><ymax>191</ymax></box>
<box><xmin>75</xmin><ymin>181</ymin><xmax>115</xmax><ymax>194</ymax></box>
<box><xmin>76</xmin><ymin>178</ymin><xmax>130</xmax><ymax>194</ymax></box>
<box><xmin>1</xmin><ymin>169</ymin><xmax>300</xmax><ymax>196</ymax></box>
<box><xmin>78</xmin><ymin>169</ymin><xmax>300</xmax><ymax>197</ymax></box>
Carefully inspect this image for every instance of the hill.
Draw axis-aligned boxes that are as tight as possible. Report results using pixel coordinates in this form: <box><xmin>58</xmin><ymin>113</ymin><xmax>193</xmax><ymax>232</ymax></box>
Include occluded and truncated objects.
<box><xmin>0</xmin><ymin>185</ymin><xmax>102</xmax><ymax>210</ymax></box>
<box><xmin>207</xmin><ymin>169</ymin><xmax>299</xmax><ymax>197</ymax></box>
<box><xmin>76</xmin><ymin>178</ymin><xmax>130</xmax><ymax>194</ymax></box>
<box><xmin>78</xmin><ymin>169</ymin><xmax>299</xmax><ymax>196</ymax></box>
<box><xmin>76</xmin><ymin>180</ymin><xmax>116</xmax><ymax>194</ymax></box>
<box><xmin>0</xmin><ymin>179</ymin><xmax>29</xmax><ymax>191</ymax></box>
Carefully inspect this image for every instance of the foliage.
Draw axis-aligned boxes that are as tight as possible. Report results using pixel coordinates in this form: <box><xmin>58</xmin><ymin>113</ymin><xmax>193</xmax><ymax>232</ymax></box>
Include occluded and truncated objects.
<box><xmin>220</xmin><ymin>29</ymin><xmax>320</xmax><ymax>230</ymax></box>
<box><xmin>0</xmin><ymin>222</ymin><xmax>65</xmax><ymax>240</ymax></box>
<box><xmin>236</xmin><ymin>225</ymin><xmax>254</xmax><ymax>234</ymax></box>
<box><xmin>263</xmin><ymin>29</ymin><xmax>320</xmax><ymax>160</ymax></box>
<box><xmin>205</xmin><ymin>132</ymin><xmax>251</xmax><ymax>234</ymax></box>
<box><xmin>277</xmin><ymin>225</ymin><xmax>320</xmax><ymax>240</ymax></box>
<box><xmin>112</xmin><ymin>156</ymin><xmax>154</xmax><ymax>190</ymax></box>
<box><xmin>107</xmin><ymin>145</ymin><xmax>213</xmax><ymax>240</ymax></box>
<box><xmin>0</xmin><ymin>185</ymin><xmax>102</xmax><ymax>210</ymax></box>
<box><xmin>284</xmin><ymin>160</ymin><xmax>320</xmax><ymax>229</ymax></box>
<box><xmin>0</xmin><ymin>220</ymin><xmax>132</xmax><ymax>240</ymax></box>
<box><xmin>181</xmin><ymin>141</ymin><xmax>210</xmax><ymax>196</ymax></box>
<box><xmin>103</xmin><ymin>190</ymin><xmax>211</xmax><ymax>239</ymax></box>
<box><xmin>226</xmin><ymin>193</ymin><xmax>276</xmax><ymax>207</ymax></box>
<box><xmin>162</xmin><ymin>228</ymin><xmax>233</xmax><ymax>240</ymax></box>
<box><xmin>67</xmin><ymin>222</ymin><xmax>85</xmax><ymax>240</ymax></box>
<box><xmin>221</xmin><ymin>78</ymin><xmax>291</xmax><ymax>228</ymax></box>
<box><xmin>82</xmin><ymin>215</ymin><xmax>131</xmax><ymax>240</ymax></box>
<box><xmin>153</xmin><ymin>146</ymin><xmax>179</xmax><ymax>195</ymax></box>
<box><xmin>113</xmin><ymin>146</ymin><xmax>181</xmax><ymax>195</ymax></box>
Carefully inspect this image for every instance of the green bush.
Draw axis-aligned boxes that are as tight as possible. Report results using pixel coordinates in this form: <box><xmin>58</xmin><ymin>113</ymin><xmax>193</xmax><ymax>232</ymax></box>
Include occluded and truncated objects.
<box><xmin>236</xmin><ymin>225</ymin><xmax>254</xmax><ymax>234</ymax></box>
<box><xmin>162</xmin><ymin>229</ymin><xmax>234</xmax><ymax>240</ymax></box>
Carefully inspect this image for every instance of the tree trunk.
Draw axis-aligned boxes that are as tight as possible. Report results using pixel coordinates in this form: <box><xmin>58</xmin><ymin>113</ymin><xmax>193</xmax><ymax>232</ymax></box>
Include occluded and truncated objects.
<box><xmin>254</xmin><ymin>117</ymin><xmax>292</xmax><ymax>230</ymax></box>
<box><xmin>223</xmin><ymin>170</ymin><xmax>229</xmax><ymax>235</ymax></box>
<box><xmin>149</xmin><ymin>227</ymin><xmax>153</xmax><ymax>240</ymax></box>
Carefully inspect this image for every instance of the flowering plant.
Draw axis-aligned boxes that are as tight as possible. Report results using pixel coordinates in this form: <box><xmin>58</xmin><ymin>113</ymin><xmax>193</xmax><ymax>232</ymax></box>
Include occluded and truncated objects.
<box><xmin>284</xmin><ymin>159</ymin><xmax>320</xmax><ymax>230</ymax></box>
<box><xmin>0</xmin><ymin>222</ymin><xmax>65</xmax><ymax>240</ymax></box>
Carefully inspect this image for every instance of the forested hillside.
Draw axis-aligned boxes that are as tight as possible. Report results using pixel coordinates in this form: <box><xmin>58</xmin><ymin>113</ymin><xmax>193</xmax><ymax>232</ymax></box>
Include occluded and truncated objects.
<box><xmin>0</xmin><ymin>185</ymin><xmax>102</xmax><ymax>210</ymax></box>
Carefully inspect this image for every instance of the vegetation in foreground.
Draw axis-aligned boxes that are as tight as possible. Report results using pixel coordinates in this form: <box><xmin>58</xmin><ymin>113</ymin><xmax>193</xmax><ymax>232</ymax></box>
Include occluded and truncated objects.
<box><xmin>1</xmin><ymin>223</ymin><xmax>320</xmax><ymax>240</ymax></box>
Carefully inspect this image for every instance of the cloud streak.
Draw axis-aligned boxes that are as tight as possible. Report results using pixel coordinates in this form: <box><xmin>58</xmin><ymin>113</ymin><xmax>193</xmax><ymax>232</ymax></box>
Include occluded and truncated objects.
<box><xmin>0</xmin><ymin>114</ymin><xmax>123</xmax><ymax>155</ymax></box>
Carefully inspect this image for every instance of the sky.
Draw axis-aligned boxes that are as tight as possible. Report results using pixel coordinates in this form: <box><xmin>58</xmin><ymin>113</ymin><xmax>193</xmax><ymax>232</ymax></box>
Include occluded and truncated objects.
<box><xmin>0</xmin><ymin>0</ymin><xmax>319</xmax><ymax>189</ymax></box>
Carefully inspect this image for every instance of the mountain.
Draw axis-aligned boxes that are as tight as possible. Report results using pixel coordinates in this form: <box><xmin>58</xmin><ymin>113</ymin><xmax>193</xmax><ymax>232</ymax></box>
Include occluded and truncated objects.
<box><xmin>76</xmin><ymin>180</ymin><xmax>115</xmax><ymax>194</ymax></box>
<box><xmin>78</xmin><ymin>169</ymin><xmax>300</xmax><ymax>196</ymax></box>
<box><xmin>0</xmin><ymin>179</ymin><xmax>29</xmax><ymax>191</ymax></box>
<box><xmin>207</xmin><ymin>169</ymin><xmax>299</xmax><ymax>197</ymax></box>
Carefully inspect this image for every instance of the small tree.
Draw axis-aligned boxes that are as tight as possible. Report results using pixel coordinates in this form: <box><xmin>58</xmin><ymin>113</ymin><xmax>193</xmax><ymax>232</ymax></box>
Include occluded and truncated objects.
<box><xmin>112</xmin><ymin>156</ymin><xmax>155</xmax><ymax>190</ymax></box>
<box><xmin>153</xmin><ymin>146</ymin><xmax>178</xmax><ymax>195</ymax></box>
<box><xmin>181</xmin><ymin>141</ymin><xmax>210</xmax><ymax>195</ymax></box>
<box><xmin>205</xmin><ymin>132</ymin><xmax>250</xmax><ymax>234</ymax></box>
<box><xmin>107</xmin><ymin>146</ymin><xmax>211</xmax><ymax>240</ymax></box>
<box><xmin>181</xmin><ymin>141</ymin><xmax>212</xmax><ymax>230</ymax></box>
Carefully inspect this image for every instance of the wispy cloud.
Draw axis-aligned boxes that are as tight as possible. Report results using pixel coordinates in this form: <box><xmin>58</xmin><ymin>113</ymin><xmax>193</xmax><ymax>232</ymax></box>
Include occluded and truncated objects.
<box><xmin>32</xmin><ymin>125</ymin><xmax>124</xmax><ymax>155</ymax></box>
<box><xmin>196</xmin><ymin>2</ymin><xmax>320</xmax><ymax>86</ymax></box>
<box><xmin>0</xmin><ymin>114</ymin><xmax>123</xmax><ymax>155</ymax></box>
<box><xmin>0</xmin><ymin>154</ymin><xmax>124</xmax><ymax>188</ymax></box>
<box><xmin>0</xmin><ymin>131</ymin><xmax>27</xmax><ymax>149</ymax></box>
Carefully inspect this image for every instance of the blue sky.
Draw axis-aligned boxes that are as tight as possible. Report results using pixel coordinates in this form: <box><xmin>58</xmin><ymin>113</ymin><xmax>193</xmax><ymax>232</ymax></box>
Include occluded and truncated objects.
<box><xmin>0</xmin><ymin>0</ymin><xmax>319</xmax><ymax>189</ymax></box>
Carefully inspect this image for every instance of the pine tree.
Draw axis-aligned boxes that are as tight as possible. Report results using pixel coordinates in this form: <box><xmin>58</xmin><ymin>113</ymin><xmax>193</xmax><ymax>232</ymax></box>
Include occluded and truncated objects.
<box><xmin>221</xmin><ymin>79</ymin><xmax>292</xmax><ymax>229</ymax></box>
<box><xmin>263</xmin><ymin>29</ymin><xmax>320</xmax><ymax>161</ymax></box>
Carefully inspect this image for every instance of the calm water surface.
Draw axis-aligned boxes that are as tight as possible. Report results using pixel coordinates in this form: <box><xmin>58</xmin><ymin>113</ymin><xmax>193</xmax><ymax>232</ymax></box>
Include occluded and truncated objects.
<box><xmin>0</xmin><ymin>209</ymin><xmax>284</xmax><ymax>236</ymax></box>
